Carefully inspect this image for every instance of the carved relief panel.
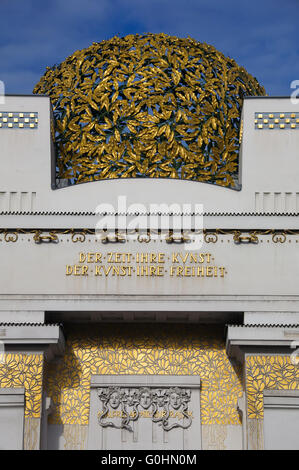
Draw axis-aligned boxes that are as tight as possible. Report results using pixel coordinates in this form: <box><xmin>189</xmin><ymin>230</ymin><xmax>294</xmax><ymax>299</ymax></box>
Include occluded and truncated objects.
<box><xmin>88</xmin><ymin>375</ymin><xmax>201</xmax><ymax>450</ymax></box>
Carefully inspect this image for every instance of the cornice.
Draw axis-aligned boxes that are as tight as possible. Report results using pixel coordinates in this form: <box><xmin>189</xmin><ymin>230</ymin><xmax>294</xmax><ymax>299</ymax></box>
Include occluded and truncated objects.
<box><xmin>0</xmin><ymin>211</ymin><xmax>299</xmax><ymax>216</ymax></box>
<box><xmin>226</xmin><ymin>324</ymin><xmax>299</xmax><ymax>360</ymax></box>
<box><xmin>0</xmin><ymin>323</ymin><xmax>65</xmax><ymax>359</ymax></box>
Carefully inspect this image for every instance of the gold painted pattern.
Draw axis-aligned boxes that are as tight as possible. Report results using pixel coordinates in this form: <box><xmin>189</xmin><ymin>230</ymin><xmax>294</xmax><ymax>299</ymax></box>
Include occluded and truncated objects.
<box><xmin>0</xmin><ymin>353</ymin><xmax>43</xmax><ymax>418</ymax></box>
<box><xmin>0</xmin><ymin>112</ymin><xmax>38</xmax><ymax>129</ymax></box>
<box><xmin>1</xmin><ymin>228</ymin><xmax>298</xmax><ymax>244</ymax></box>
<box><xmin>34</xmin><ymin>33</ymin><xmax>265</xmax><ymax>189</ymax></box>
<box><xmin>246</xmin><ymin>355</ymin><xmax>299</xmax><ymax>419</ymax></box>
<box><xmin>202</xmin><ymin>424</ymin><xmax>227</xmax><ymax>450</ymax></box>
<box><xmin>45</xmin><ymin>324</ymin><xmax>242</xmax><ymax>425</ymax></box>
<box><xmin>63</xmin><ymin>424</ymin><xmax>88</xmax><ymax>450</ymax></box>
<box><xmin>255</xmin><ymin>112</ymin><xmax>299</xmax><ymax>130</ymax></box>
<box><xmin>24</xmin><ymin>418</ymin><xmax>40</xmax><ymax>450</ymax></box>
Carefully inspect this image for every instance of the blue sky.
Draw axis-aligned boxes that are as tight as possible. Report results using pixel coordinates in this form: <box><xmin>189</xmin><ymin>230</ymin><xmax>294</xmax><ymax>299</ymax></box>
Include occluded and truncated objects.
<box><xmin>0</xmin><ymin>0</ymin><xmax>298</xmax><ymax>96</ymax></box>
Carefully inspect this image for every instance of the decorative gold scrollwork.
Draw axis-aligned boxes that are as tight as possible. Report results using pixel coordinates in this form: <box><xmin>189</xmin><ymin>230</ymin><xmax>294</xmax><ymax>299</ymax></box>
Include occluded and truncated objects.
<box><xmin>137</xmin><ymin>232</ymin><xmax>151</xmax><ymax>243</ymax></box>
<box><xmin>33</xmin><ymin>230</ymin><xmax>59</xmax><ymax>244</ymax></box>
<box><xmin>204</xmin><ymin>232</ymin><xmax>218</xmax><ymax>243</ymax></box>
<box><xmin>233</xmin><ymin>231</ymin><xmax>259</xmax><ymax>244</ymax></box>
<box><xmin>272</xmin><ymin>232</ymin><xmax>287</xmax><ymax>243</ymax></box>
<box><xmin>71</xmin><ymin>232</ymin><xmax>86</xmax><ymax>243</ymax></box>
<box><xmin>165</xmin><ymin>231</ymin><xmax>190</xmax><ymax>244</ymax></box>
<box><xmin>4</xmin><ymin>231</ymin><xmax>18</xmax><ymax>242</ymax></box>
<box><xmin>101</xmin><ymin>231</ymin><xmax>126</xmax><ymax>244</ymax></box>
<box><xmin>0</xmin><ymin>228</ymin><xmax>296</xmax><ymax>246</ymax></box>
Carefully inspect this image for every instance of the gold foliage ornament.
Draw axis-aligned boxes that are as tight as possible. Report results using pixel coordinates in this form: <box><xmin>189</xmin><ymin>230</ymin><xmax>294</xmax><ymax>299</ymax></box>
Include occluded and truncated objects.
<box><xmin>0</xmin><ymin>353</ymin><xmax>43</xmax><ymax>418</ymax></box>
<box><xmin>45</xmin><ymin>324</ymin><xmax>243</xmax><ymax>426</ymax></box>
<box><xmin>246</xmin><ymin>355</ymin><xmax>299</xmax><ymax>419</ymax></box>
<box><xmin>34</xmin><ymin>33</ymin><xmax>265</xmax><ymax>189</ymax></box>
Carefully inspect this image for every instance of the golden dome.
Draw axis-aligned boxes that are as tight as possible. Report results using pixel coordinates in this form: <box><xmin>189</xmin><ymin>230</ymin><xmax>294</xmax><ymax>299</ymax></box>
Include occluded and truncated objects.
<box><xmin>33</xmin><ymin>33</ymin><xmax>265</xmax><ymax>188</ymax></box>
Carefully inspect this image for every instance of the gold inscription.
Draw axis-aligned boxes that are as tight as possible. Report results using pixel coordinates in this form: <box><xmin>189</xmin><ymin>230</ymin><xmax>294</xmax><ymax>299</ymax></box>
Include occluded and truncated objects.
<box><xmin>65</xmin><ymin>252</ymin><xmax>227</xmax><ymax>279</ymax></box>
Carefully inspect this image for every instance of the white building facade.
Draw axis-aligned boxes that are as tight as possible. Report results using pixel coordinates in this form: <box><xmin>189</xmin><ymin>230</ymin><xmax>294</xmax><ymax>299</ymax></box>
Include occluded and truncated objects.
<box><xmin>0</xmin><ymin>95</ymin><xmax>299</xmax><ymax>449</ymax></box>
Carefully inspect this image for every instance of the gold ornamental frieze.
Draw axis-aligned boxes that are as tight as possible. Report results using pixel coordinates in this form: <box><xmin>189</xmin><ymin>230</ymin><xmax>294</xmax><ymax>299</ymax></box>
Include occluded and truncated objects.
<box><xmin>0</xmin><ymin>228</ymin><xmax>298</xmax><ymax>244</ymax></box>
<box><xmin>1</xmin><ymin>227</ymin><xmax>298</xmax><ymax>296</ymax></box>
<box><xmin>45</xmin><ymin>324</ymin><xmax>243</xmax><ymax>426</ymax></box>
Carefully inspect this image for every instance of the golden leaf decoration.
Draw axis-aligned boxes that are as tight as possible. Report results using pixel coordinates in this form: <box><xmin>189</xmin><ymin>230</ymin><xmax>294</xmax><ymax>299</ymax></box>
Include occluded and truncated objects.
<box><xmin>0</xmin><ymin>354</ymin><xmax>43</xmax><ymax>418</ymax></box>
<box><xmin>33</xmin><ymin>33</ymin><xmax>265</xmax><ymax>188</ymax></box>
<box><xmin>246</xmin><ymin>355</ymin><xmax>299</xmax><ymax>419</ymax></box>
<box><xmin>45</xmin><ymin>324</ymin><xmax>243</xmax><ymax>426</ymax></box>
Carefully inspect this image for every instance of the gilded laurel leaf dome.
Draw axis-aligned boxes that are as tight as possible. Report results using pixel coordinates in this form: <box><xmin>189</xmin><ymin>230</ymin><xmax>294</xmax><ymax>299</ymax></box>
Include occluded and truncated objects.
<box><xmin>33</xmin><ymin>33</ymin><xmax>265</xmax><ymax>188</ymax></box>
